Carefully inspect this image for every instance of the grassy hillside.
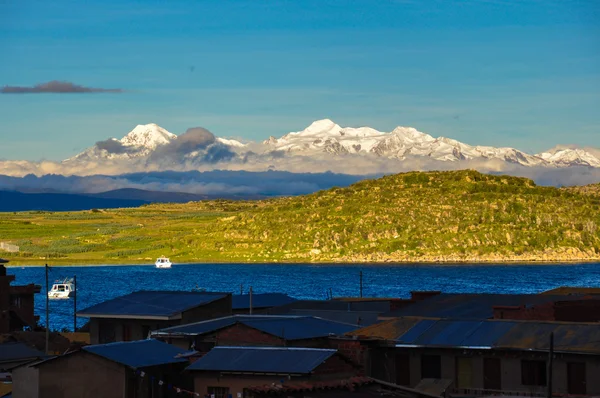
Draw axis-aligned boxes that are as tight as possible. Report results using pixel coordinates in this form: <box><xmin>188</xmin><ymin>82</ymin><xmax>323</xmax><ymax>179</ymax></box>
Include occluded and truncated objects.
<box><xmin>2</xmin><ymin>170</ymin><xmax>600</xmax><ymax>265</ymax></box>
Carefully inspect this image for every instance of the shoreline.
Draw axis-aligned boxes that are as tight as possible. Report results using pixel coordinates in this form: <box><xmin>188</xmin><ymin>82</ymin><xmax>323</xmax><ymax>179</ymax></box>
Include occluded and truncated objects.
<box><xmin>5</xmin><ymin>258</ymin><xmax>600</xmax><ymax>267</ymax></box>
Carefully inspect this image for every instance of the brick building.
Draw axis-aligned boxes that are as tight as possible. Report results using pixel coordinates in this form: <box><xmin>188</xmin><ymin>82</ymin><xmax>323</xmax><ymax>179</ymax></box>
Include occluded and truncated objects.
<box><xmin>77</xmin><ymin>291</ymin><xmax>232</xmax><ymax>344</ymax></box>
<box><xmin>347</xmin><ymin>317</ymin><xmax>600</xmax><ymax>396</ymax></box>
<box><xmin>151</xmin><ymin>314</ymin><xmax>359</xmax><ymax>352</ymax></box>
<box><xmin>186</xmin><ymin>346</ymin><xmax>359</xmax><ymax>398</ymax></box>
<box><xmin>0</xmin><ymin>259</ymin><xmax>40</xmax><ymax>333</ymax></box>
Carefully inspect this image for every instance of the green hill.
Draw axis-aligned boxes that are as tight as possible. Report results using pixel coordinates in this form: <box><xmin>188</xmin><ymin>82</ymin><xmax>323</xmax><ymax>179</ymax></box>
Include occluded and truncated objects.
<box><xmin>2</xmin><ymin>170</ymin><xmax>600</xmax><ymax>265</ymax></box>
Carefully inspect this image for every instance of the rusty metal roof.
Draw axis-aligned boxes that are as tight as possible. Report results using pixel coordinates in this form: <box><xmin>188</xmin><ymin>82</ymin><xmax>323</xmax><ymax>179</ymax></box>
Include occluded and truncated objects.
<box><xmin>381</xmin><ymin>293</ymin><xmax>591</xmax><ymax>319</ymax></box>
<box><xmin>349</xmin><ymin>318</ymin><xmax>600</xmax><ymax>355</ymax></box>
<box><xmin>540</xmin><ymin>287</ymin><xmax>600</xmax><ymax>296</ymax></box>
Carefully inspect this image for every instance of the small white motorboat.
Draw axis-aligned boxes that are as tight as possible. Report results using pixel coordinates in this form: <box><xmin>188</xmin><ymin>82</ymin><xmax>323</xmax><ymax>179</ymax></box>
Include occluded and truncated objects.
<box><xmin>155</xmin><ymin>256</ymin><xmax>172</xmax><ymax>269</ymax></box>
<box><xmin>48</xmin><ymin>278</ymin><xmax>75</xmax><ymax>299</ymax></box>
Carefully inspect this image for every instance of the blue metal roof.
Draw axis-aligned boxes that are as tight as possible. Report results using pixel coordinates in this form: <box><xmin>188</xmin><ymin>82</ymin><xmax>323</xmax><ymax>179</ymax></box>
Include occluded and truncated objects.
<box><xmin>153</xmin><ymin>315</ymin><xmax>358</xmax><ymax>340</ymax></box>
<box><xmin>360</xmin><ymin>317</ymin><xmax>600</xmax><ymax>355</ymax></box>
<box><xmin>232</xmin><ymin>293</ymin><xmax>297</xmax><ymax>310</ymax></box>
<box><xmin>0</xmin><ymin>343</ymin><xmax>46</xmax><ymax>364</ymax></box>
<box><xmin>186</xmin><ymin>346</ymin><xmax>336</xmax><ymax>374</ymax></box>
<box><xmin>83</xmin><ymin>339</ymin><xmax>189</xmax><ymax>369</ymax></box>
<box><xmin>77</xmin><ymin>291</ymin><xmax>229</xmax><ymax>319</ymax></box>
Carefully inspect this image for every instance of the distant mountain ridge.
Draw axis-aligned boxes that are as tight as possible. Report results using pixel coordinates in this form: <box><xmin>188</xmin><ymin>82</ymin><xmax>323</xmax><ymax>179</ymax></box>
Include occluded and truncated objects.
<box><xmin>0</xmin><ymin>120</ymin><xmax>599</xmax><ymax>182</ymax></box>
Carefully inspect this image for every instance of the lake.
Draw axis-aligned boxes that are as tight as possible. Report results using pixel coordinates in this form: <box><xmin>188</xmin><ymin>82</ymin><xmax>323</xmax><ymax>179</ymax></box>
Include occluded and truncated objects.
<box><xmin>6</xmin><ymin>262</ymin><xmax>600</xmax><ymax>331</ymax></box>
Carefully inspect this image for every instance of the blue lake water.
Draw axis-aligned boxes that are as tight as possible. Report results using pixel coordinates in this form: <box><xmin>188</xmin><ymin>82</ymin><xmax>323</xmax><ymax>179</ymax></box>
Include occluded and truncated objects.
<box><xmin>6</xmin><ymin>262</ymin><xmax>600</xmax><ymax>331</ymax></box>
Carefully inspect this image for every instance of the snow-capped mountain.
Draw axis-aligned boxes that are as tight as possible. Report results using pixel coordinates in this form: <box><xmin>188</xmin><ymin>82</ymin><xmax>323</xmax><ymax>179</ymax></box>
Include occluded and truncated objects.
<box><xmin>120</xmin><ymin>123</ymin><xmax>176</xmax><ymax>149</ymax></box>
<box><xmin>262</xmin><ymin>119</ymin><xmax>570</xmax><ymax>167</ymax></box>
<box><xmin>65</xmin><ymin>123</ymin><xmax>246</xmax><ymax>164</ymax></box>
<box><xmin>536</xmin><ymin>148</ymin><xmax>600</xmax><ymax>168</ymax></box>
<box><xmin>1</xmin><ymin>119</ymin><xmax>598</xmax><ymax>179</ymax></box>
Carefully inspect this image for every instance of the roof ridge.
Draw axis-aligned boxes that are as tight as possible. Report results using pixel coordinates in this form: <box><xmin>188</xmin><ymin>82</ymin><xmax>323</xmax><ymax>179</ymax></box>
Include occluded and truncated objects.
<box><xmin>212</xmin><ymin>346</ymin><xmax>337</xmax><ymax>352</ymax></box>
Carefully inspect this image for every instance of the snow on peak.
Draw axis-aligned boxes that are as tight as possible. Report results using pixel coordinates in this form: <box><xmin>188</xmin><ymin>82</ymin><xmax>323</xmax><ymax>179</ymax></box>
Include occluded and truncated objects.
<box><xmin>391</xmin><ymin>126</ymin><xmax>435</xmax><ymax>142</ymax></box>
<box><xmin>216</xmin><ymin>137</ymin><xmax>246</xmax><ymax>148</ymax></box>
<box><xmin>537</xmin><ymin>148</ymin><xmax>600</xmax><ymax>167</ymax></box>
<box><xmin>287</xmin><ymin>119</ymin><xmax>342</xmax><ymax>138</ymax></box>
<box><xmin>120</xmin><ymin>123</ymin><xmax>176</xmax><ymax>149</ymax></box>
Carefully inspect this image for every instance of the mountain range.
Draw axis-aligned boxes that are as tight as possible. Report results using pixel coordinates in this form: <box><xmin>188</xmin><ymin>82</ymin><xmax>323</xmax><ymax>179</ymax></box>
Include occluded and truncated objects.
<box><xmin>1</xmin><ymin>120</ymin><xmax>599</xmax><ymax>178</ymax></box>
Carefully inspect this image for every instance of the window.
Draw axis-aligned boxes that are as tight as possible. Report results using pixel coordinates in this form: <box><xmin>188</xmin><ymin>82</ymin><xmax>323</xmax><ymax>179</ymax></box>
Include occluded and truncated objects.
<box><xmin>421</xmin><ymin>355</ymin><xmax>441</xmax><ymax>379</ymax></box>
<box><xmin>207</xmin><ymin>386</ymin><xmax>230</xmax><ymax>398</ymax></box>
<box><xmin>521</xmin><ymin>360</ymin><xmax>546</xmax><ymax>386</ymax></box>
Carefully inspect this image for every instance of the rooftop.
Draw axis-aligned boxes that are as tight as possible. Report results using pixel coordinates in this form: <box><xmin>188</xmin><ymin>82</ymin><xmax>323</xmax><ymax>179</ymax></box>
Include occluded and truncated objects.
<box><xmin>540</xmin><ymin>287</ymin><xmax>600</xmax><ymax>296</ymax></box>
<box><xmin>232</xmin><ymin>293</ymin><xmax>297</xmax><ymax>310</ymax></box>
<box><xmin>381</xmin><ymin>293</ymin><xmax>590</xmax><ymax>319</ymax></box>
<box><xmin>186</xmin><ymin>346</ymin><xmax>337</xmax><ymax>374</ymax></box>
<box><xmin>0</xmin><ymin>342</ymin><xmax>46</xmax><ymax>365</ymax></box>
<box><xmin>77</xmin><ymin>290</ymin><xmax>229</xmax><ymax>320</ymax></box>
<box><xmin>153</xmin><ymin>314</ymin><xmax>358</xmax><ymax>340</ymax></box>
<box><xmin>349</xmin><ymin>317</ymin><xmax>600</xmax><ymax>355</ymax></box>
<box><xmin>82</xmin><ymin>339</ymin><xmax>189</xmax><ymax>369</ymax></box>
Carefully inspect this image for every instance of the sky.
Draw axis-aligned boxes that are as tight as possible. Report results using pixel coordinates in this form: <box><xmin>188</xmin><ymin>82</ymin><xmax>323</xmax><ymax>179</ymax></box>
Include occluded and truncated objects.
<box><xmin>0</xmin><ymin>0</ymin><xmax>598</xmax><ymax>161</ymax></box>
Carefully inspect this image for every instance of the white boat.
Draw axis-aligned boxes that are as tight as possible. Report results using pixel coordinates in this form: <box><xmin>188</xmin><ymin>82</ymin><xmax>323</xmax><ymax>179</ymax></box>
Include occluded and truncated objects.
<box><xmin>155</xmin><ymin>256</ymin><xmax>172</xmax><ymax>269</ymax></box>
<box><xmin>48</xmin><ymin>278</ymin><xmax>75</xmax><ymax>299</ymax></box>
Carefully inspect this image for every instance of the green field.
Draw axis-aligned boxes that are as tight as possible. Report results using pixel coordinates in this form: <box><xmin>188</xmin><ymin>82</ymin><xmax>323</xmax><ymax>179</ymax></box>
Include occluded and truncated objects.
<box><xmin>2</xmin><ymin>170</ymin><xmax>600</xmax><ymax>265</ymax></box>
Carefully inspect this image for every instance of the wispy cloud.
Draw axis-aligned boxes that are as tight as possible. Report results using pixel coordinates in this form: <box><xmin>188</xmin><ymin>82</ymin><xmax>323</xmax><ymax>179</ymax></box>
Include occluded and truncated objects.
<box><xmin>1</xmin><ymin>81</ymin><xmax>123</xmax><ymax>94</ymax></box>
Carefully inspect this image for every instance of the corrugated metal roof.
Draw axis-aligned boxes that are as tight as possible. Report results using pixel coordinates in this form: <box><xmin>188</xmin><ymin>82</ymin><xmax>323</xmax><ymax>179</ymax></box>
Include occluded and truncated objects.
<box><xmin>83</xmin><ymin>339</ymin><xmax>189</xmax><ymax>369</ymax></box>
<box><xmin>270</xmin><ymin>308</ymin><xmax>381</xmax><ymax>326</ymax></box>
<box><xmin>270</xmin><ymin>299</ymin><xmax>392</xmax><ymax>313</ymax></box>
<box><xmin>186</xmin><ymin>346</ymin><xmax>336</xmax><ymax>374</ymax></box>
<box><xmin>540</xmin><ymin>287</ymin><xmax>600</xmax><ymax>296</ymax></box>
<box><xmin>353</xmin><ymin>318</ymin><xmax>600</xmax><ymax>355</ymax></box>
<box><xmin>77</xmin><ymin>290</ymin><xmax>229</xmax><ymax>319</ymax></box>
<box><xmin>382</xmin><ymin>293</ymin><xmax>589</xmax><ymax>319</ymax></box>
<box><xmin>232</xmin><ymin>293</ymin><xmax>297</xmax><ymax>310</ymax></box>
<box><xmin>152</xmin><ymin>315</ymin><xmax>358</xmax><ymax>340</ymax></box>
<box><xmin>0</xmin><ymin>342</ymin><xmax>46</xmax><ymax>363</ymax></box>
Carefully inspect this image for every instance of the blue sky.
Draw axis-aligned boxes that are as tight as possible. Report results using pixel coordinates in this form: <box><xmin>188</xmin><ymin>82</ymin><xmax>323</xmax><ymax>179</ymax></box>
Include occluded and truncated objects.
<box><xmin>0</xmin><ymin>0</ymin><xmax>598</xmax><ymax>161</ymax></box>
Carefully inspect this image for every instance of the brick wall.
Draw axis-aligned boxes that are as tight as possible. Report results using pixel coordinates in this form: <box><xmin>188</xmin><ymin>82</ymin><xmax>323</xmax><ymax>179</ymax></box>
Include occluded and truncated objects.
<box><xmin>329</xmin><ymin>339</ymin><xmax>368</xmax><ymax>373</ymax></box>
<box><xmin>493</xmin><ymin>303</ymin><xmax>555</xmax><ymax>321</ymax></box>
<box><xmin>212</xmin><ymin>323</ymin><xmax>284</xmax><ymax>346</ymax></box>
<box><xmin>313</xmin><ymin>354</ymin><xmax>358</xmax><ymax>378</ymax></box>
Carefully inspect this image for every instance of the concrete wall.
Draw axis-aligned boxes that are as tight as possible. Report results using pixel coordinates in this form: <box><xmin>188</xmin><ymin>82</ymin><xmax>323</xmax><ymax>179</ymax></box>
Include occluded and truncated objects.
<box><xmin>37</xmin><ymin>351</ymin><xmax>126</xmax><ymax>398</ymax></box>
<box><xmin>12</xmin><ymin>365</ymin><xmax>39</xmax><ymax>398</ymax></box>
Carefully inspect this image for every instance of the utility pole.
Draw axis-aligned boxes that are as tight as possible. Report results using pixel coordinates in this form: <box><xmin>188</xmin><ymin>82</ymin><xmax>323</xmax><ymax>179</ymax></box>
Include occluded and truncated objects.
<box><xmin>73</xmin><ymin>275</ymin><xmax>77</xmax><ymax>332</ymax></box>
<box><xmin>45</xmin><ymin>264</ymin><xmax>49</xmax><ymax>354</ymax></box>
<box><xmin>359</xmin><ymin>270</ymin><xmax>363</xmax><ymax>298</ymax></box>
<box><xmin>547</xmin><ymin>332</ymin><xmax>554</xmax><ymax>398</ymax></box>
<box><xmin>249</xmin><ymin>286</ymin><xmax>253</xmax><ymax>315</ymax></box>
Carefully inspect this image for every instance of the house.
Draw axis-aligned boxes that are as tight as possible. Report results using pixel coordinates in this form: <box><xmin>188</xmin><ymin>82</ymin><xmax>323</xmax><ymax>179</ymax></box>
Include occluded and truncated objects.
<box><xmin>186</xmin><ymin>346</ymin><xmax>359</xmax><ymax>398</ymax></box>
<box><xmin>151</xmin><ymin>314</ymin><xmax>359</xmax><ymax>352</ymax></box>
<box><xmin>76</xmin><ymin>291</ymin><xmax>232</xmax><ymax>344</ymax></box>
<box><xmin>0</xmin><ymin>342</ymin><xmax>46</xmax><ymax>371</ymax></box>
<box><xmin>231</xmin><ymin>293</ymin><xmax>297</xmax><ymax>314</ymax></box>
<box><xmin>379</xmin><ymin>291</ymin><xmax>598</xmax><ymax>320</ymax></box>
<box><xmin>266</xmin><ymin>298</ymin><xmax>395</xmax><ymax>326</ymax></box>
<box><xmin>346</xmin><ymin>317</ymin><xmax>600</xmax><ymax>396</ymax></box>
<box><xmin>11</xmin><ymin>339</ymin><xmax>191</xmax><ymax>398</ymax></box>
<box><xmin>0</xmin><ymin>259</ymin><xmax>40</xmax><ymax>333</ymax></box>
